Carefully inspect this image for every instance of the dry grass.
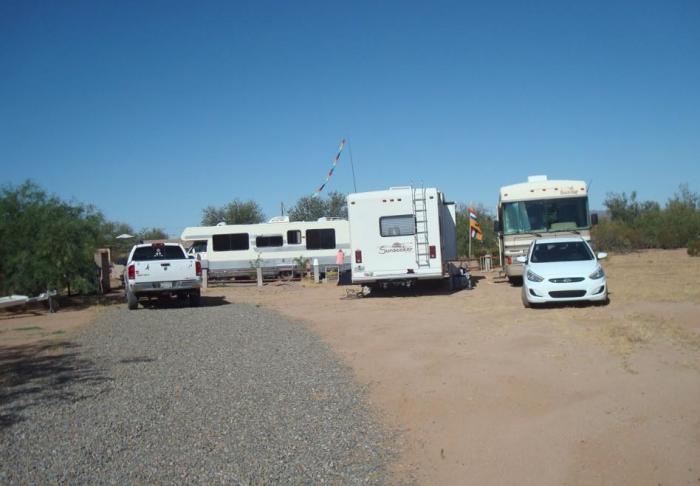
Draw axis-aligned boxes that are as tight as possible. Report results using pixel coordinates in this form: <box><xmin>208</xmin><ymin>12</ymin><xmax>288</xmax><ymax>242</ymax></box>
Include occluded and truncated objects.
<box><xmin>605</xmin><ymin>311</ymin><xmax>700</xmax><ymax>348</ymax></box>
<box><xmin>605</xmin><ymin>249</ymin><xmax>700</xmax><ymax>304</ymax></box>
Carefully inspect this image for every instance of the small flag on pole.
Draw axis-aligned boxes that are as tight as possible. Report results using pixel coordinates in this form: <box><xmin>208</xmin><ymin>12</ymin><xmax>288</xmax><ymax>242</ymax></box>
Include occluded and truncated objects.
<box><xmin>469</xmin><ymin>204</ymin><xmax>483</xmax><ymax>241</ymax></box>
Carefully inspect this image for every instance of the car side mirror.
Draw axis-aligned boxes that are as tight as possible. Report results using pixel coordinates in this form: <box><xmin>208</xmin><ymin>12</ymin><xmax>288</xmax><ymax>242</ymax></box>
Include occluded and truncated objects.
<box><xmin>493</xmin><ymin>220</ymin><xmax>502</xmax><ymax>232</ymax></box>
<box><xmin>597</xmin><ymin>252</ymin><xmax>607</xmax><ymax>260</ymax></box>
<box><xmin>516</xmin><ymin>256</ymin><xmax>527</xmax><ymax>264</ymax></box>
<box><xmin>591</xmin><ymin>213</ymin><xmax>599</xmax><ymax>226</ymax></box>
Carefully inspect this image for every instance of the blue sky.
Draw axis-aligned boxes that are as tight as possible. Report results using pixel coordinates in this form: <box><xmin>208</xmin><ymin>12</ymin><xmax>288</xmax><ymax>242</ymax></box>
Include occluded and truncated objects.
<box><xmin>1</xmin><ymin>0</ymin><xmax>698</xmax><ymax>237</ymax></box>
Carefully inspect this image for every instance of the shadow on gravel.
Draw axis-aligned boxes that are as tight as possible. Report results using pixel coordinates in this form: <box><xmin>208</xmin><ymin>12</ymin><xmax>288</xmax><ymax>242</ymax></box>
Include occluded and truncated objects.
<box><xmin>0</xmin><ymin>341</ymin><xmax>111</xmax><ymax>430</ymax></box>
<box><xmin>138</xmin><ymin>295</ymin><xmax>231</xmax><ymax>310</ymax></box>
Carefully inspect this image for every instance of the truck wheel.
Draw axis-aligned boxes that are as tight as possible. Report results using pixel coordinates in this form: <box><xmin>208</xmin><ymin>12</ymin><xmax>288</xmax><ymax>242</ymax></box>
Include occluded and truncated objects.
<box><xmin>189</xmin><ymin>290</ymin><xmax>201</xmax><ymax>307</ymax></box>
<box><xmin>521</xmin><ymin>287</ymin><xmax>532</xmax><ymax>308</ymax></box>
<box><xmin>127</xmin><ymin>291</ymin><xmax>138</xmax><ymax>310</ymax></box>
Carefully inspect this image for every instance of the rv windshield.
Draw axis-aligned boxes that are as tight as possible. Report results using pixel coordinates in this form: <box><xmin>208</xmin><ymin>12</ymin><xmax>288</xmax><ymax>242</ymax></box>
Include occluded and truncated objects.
<box><xmin>502</xmin><ymin>196</ymin><xmax>589</xmax><ymax>235</ymax></box>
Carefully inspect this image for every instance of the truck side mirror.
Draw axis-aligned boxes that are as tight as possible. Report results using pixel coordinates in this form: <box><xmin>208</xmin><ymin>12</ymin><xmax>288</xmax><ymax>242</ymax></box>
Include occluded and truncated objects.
<box><xmin>591</xmin><ymin>213</ymin><xmax>599</xmax><ymax>226</ymax></box>
<box><xmin>493</xmin><ymin>220</ymin><xmax>502</xmax><ymax>232</ymax></box>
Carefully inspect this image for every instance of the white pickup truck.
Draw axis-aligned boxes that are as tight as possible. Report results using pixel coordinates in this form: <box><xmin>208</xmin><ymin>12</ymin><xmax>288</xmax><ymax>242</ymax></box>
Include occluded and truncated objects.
<box><xmin>124</xmin><ymin>242</ymin><xmax>202</xmax><ymax>310</ymax></box>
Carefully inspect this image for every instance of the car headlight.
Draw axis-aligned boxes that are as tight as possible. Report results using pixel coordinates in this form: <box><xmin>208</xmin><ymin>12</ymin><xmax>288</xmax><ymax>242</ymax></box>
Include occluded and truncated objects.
<box><xmin>526</xmin><ymin>269</ymin><xmax>544</xmax><ymax>282</ymax></box>
<box><xmin>589</xmin><ymin>266</ymin><xmax>605</xmax><ymax>279</ymax></box>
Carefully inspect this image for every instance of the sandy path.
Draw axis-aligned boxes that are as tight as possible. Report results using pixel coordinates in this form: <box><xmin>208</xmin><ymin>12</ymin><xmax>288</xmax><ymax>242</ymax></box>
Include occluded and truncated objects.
<box><xmin>220</xmin><ymin>249</ymin><xmax>700</xmax><ymax>485</ymax></box>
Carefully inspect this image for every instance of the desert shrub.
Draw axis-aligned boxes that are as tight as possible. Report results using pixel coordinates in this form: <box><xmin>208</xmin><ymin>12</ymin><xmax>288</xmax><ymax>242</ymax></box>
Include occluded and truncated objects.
<box><xmin>688</xmin><ymin>241</ymin><xmax>700</xmax><ymax>257</ymax></box>
<box><xmin>592</xmin><ymin>220</ymin><xmax>633</xmax><ymax>252</ymax></box>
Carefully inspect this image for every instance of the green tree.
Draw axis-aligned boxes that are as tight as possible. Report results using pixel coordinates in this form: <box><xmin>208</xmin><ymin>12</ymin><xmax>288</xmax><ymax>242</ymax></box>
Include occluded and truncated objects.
<box><xmin>98</xmin><ymin>220</ymin><xmax>135</xmax><ymax>262</ymax></box>
<box><xmin>201</xmin><ymin>199</ymin><xmax>265</xmax><ymax>226</ymax></box>
<box><xmin>99</xmin><ymin>220</ymin><xmax>135</xmax><ymax>243</ymax></box>
<box><xmin>595</xmin><ymin>184</ymin><xmax>700</xmax><ymax>251</ymax></box>
<box><xmin>137</xmin><ymin>227</ymin><xmax>169</xmax><ymax>241</ymax></box>
<box><xmin>0</xmin><ymin>180</ymin><xmax>104</xmax><ymax>295</ymax></box>
<box><xmin>603</xmin><ymin>191</ymin><xmax>659</xmax><ymax>224</ymax></box>
<box><xmin>456</xmin><ymin>203</ymin><xmax>498</xmax><ymax>259</ymax></box>
<box><xmin>288</xmin><ymin>191</ymin><xmax>347</xmax><ymax>221</ymax></box>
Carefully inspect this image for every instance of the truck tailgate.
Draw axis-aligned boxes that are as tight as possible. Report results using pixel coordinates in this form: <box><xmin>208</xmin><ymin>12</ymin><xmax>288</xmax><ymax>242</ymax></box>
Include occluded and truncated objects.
<box><xmin>133</xmin><ymin>260</ymin><xmax>198</xmax><ymax>283</ymax></box>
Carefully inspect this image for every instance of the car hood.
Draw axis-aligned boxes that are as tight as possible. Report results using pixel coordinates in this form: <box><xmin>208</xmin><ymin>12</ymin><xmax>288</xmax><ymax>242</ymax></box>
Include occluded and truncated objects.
<box><xmin>528</xmin><ymin>260</ymin><xmax>600</xmax><ymax>278</ymax></box>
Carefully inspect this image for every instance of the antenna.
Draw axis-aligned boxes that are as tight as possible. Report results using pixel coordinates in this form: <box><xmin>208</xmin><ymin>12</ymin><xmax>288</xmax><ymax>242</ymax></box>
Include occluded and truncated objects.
<box><xmin>348</xmin><ymin>138</ymin><xmax>357</xmax><ymax>193</ymax></box>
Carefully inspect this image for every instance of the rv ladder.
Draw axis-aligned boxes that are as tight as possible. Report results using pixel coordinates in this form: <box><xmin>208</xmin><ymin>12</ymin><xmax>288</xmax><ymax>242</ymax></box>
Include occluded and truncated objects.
<box><xmin>412</xmin><ymin>184</ymin><xmax>431</xmax><ymax>268</ymax></box>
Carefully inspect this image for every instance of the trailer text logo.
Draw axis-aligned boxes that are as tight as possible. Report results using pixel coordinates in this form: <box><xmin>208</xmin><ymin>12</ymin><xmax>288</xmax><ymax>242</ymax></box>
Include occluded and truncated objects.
<box><xmin>379</xmin><ymin>242</ymin><xmax>414</xmax><ymax>254</ymax></box>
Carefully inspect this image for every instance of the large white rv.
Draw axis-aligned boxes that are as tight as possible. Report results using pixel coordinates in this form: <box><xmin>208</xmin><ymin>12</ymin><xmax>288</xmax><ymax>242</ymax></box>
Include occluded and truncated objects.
<box><xmin>494</xmin><ymin>175</ymin><xmax>598</xmax><ymax>282</ymax></box>
<box><xmin>347</xmin><ymin>187</ymin><xmax>458</xmax><ymax>289</ymax></box>
<box><xmin>181</xmin><ymin>217</ymin><xmax>350</xmax><ymax>278</ymax></box>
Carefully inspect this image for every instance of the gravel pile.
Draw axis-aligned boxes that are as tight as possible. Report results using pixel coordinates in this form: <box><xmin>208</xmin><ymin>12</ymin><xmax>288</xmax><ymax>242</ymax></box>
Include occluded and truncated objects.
<box><xmin>0</xmin><ymin>302</ymin><xmax>407</xmax><ymax>485</ymax></box>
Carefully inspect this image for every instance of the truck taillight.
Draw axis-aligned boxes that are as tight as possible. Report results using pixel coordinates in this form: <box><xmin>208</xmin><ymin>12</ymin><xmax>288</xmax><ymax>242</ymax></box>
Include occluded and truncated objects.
<box><xmin>507</xmin><ymin>256</ymin><xmax>512</xmax><ymax>265</ymax></box>
<box><xmin>355</xmin><ymin>250</ymin><xmax>362</xmax><ymax>264</ymax></box>
<box><xmin>195</xmin><ymin>261</ymin><xmax>202</xmax><ymax>277</ymax></box>
<box><xmin>429</xmin><ymin>245</ymin><xmax>436</xmax><ymax>259</ymax></box>
<box><xmin>128</xmin><ymin>264</ymin><xmax>135</xmax><ymax>280</ymax></box>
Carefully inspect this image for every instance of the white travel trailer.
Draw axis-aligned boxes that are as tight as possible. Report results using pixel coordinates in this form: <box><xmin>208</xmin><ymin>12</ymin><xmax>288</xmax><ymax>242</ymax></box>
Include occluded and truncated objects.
<box><xmin>347</xmin><ymin>186</ymin><xmax>458</xmax><ymax>289</ymax></box>
<box><xmin>494</xmin><ymin>175</ymin><xmax>598</xmax><ymax>283</ymax></box>
<box><xmin>181</xmin><ymin>217</ymin><xmax>350</xmax><ymax>278</ymax></box>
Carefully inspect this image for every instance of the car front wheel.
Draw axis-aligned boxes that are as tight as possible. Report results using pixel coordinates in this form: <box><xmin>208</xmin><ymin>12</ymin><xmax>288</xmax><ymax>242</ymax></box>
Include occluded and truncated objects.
<box><xmin>521</xmin><ymin>286</ymin><xmax>532</xmax><ymax>308</ymax></box>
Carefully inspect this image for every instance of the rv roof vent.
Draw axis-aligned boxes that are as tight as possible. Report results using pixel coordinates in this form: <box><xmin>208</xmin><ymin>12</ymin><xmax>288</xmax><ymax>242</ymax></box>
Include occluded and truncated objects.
<box><xmin>527</xmin><ymin>175</ymin><xmax>548</xmax><ymax>182</ymax></box>
<box><xmin>216</xmin><ymin>222</ymin><xmax>227</xmax><ymax>226</ymax></box>
<box><xmin>268</xmin><ymin>216</ymin><xmax>290</xmax><ymax>223</ymax></box>
<box><xmin>389</xmin><ymin>186</ymin><xmax>411</xmax><ymax>190</ymax></box>
<box><xmin>317</xmin><ymin>217</ymin><xmax>345</xmax><ymax>221</ymax></box>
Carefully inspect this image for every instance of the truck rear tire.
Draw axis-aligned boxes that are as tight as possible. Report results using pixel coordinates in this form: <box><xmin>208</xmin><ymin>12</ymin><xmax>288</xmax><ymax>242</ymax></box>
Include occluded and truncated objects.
<box><xmin>127</xmin><ymin>291</ymin><xmax>138</xmax><ymax>310</ymax></box>
<box><xmin>189</xmin><ymin>290</ymin><xmax>201</xmax><ymax>307</ymax></box>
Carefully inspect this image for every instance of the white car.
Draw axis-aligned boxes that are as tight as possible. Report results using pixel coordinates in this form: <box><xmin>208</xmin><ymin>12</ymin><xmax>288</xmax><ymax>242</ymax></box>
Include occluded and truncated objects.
<box><xmin>517</xmin><ymin>237</ymin><xmax>608</xmax><ymax>307</ymax></box>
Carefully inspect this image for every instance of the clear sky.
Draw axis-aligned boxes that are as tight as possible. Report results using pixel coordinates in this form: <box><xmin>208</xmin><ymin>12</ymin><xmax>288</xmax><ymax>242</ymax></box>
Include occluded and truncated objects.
<box><xmin>1</xmin><ymin>0</ymin><xmax>698</xmax><ymax>237</ymax></box>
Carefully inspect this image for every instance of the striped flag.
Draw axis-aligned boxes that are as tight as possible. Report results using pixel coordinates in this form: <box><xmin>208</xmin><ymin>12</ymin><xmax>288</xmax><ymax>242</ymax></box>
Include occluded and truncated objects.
<box><xmin>313</xmin><ymin>139</ymin><xmax>346</xmax><ymax>198</ymax></box>
<box><xmin>469</xmin><ymin>204</ymin><xmax>483</xmax><ymax>241</ymax></box>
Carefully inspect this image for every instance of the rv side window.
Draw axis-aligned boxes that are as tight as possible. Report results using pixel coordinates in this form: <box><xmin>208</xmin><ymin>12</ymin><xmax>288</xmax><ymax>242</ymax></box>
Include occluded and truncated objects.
<box><xmin>380</xmin><ymin>215</ymin><xmax>415</xmax><ymax>237</ymax></box>
<box><xmin>212</xmin><ymin>233</ymin><xmax>250</xmax><ymax>251</ymax></box>
<box><xmin>306</xmin><ymin>229</ymin><xmax>336</xmax><ymax>250</ymax></box>
<box><xmin>256</xmin><ymin>235</ymin><xmax>283</xmax><ymax>247</ymax></box>
<box><xmin>287</xmin><ymin>230</ymin><xmax>302</xmax><ymax>245</ymax></box>
<box><xmin>190</xmin><ymin>241</ymin><xmax>207</xmax><ymax>253</ymax></box>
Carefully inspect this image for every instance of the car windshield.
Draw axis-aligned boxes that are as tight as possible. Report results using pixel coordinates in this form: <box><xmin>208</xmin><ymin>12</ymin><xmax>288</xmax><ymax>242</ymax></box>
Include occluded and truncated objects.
<box><xmin>530</xmin><ymin>241</ymin><xmax>594</xmax><ymax>263</ymax></box>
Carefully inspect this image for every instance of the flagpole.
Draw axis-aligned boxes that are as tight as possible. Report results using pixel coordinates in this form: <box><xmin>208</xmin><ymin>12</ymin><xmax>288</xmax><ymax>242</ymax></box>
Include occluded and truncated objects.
<box><xmin>468</xmin><ymin>201</ymin><xmax>472</xmax><ymax>261</ymax></box>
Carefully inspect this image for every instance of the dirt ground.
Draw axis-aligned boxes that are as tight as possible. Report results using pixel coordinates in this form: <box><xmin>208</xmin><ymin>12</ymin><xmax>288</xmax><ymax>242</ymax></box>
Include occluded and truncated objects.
<box><xmin>223</xmin><ymin>249</ymin><xmax>700</xmax><ymax>486</ymax></box>
<box><xmin>2</xmin><ymin>249</ymin><xmax>699</xmax><ymax>485</ymax></box>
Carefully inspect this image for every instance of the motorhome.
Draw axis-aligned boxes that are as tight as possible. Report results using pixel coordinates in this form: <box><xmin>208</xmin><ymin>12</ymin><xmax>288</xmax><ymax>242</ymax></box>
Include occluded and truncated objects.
<box><xmin>494</xmin><ymin>175</ymin><xmax>597</xmax><ymax>283</ymax></box>
<box><xmin>181</xmin><ymin>217</ymin><xmax>350</xmax><ymax>278</ymax></box>
<box><xmin>347</xmin><ymin>186</ymin><xmax>458</xmax><ymax>290</ymax></box>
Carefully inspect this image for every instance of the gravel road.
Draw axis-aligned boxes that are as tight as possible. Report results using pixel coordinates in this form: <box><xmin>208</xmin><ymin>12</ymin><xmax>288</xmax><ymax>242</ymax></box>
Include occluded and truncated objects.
<box><xmin>0</xmin><ymin>301</ymin><xmax>406</xmax><ymax>485</ymax></box>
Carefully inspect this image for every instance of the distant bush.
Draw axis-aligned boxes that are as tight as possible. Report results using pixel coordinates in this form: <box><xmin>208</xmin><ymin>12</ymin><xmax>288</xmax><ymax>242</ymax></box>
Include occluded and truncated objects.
<box><xmin>592</xmin><ymin>220</ymin><xmax>633</xmax><ymax>252</ymax></box>
<box><xmin>594</xmin><ymin>184</ymin><xmax>700</xmax><ymax>252</ymax></box>
<box><xmin>688</xmin><ymin>241</ymin><xmax>700</xmax><ymax>257</ymax></box>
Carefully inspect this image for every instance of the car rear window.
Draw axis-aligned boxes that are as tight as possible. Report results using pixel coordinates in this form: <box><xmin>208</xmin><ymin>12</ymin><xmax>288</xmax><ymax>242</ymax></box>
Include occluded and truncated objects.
<box><xmin>531</xmin><ymin>241</ymin><xmax>594</xmax><ymax>263</ymax></box>
<box><xmin>132</xmin><ymin>245</ymin><xmax>186</xmax><ymax>261</ymax></box>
